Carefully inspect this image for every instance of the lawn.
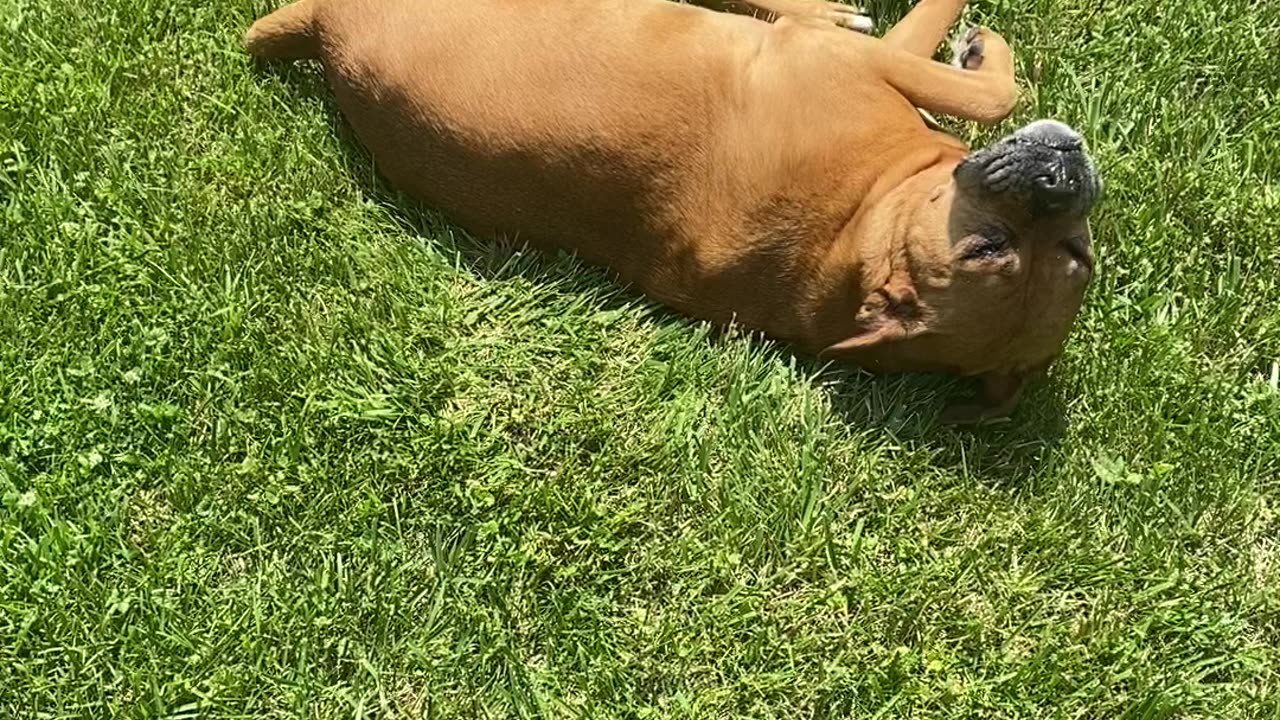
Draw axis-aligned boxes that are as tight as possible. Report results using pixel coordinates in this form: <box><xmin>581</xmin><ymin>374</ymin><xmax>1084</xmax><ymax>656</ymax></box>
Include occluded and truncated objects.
<box><xmin>2</xmin><ymin>0</ymin><xmax>1279</xmax><ymax>716</ymax></box>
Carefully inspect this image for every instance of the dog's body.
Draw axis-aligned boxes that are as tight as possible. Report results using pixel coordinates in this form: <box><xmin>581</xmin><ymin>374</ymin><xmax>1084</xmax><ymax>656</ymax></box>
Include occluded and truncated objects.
<box><xmin>245</xmin><ymin>0</ymin><xmax>1101</xmax><ymax>421</ymax></box>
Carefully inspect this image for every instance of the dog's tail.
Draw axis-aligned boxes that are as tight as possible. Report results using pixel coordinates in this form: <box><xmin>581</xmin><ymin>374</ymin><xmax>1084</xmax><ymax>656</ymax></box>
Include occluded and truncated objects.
<box><xmin>244</xmin><ymin>0</ymin><xmax>321</xmax><ymax>60</ymax></box>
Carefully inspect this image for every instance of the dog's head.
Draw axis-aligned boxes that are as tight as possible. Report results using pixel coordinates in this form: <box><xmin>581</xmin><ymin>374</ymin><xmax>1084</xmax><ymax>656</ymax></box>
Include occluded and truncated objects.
<box><xmin>823</xmin><ymin>120</ymin><xmax>1101</xmax><ymax>381</ymax></box>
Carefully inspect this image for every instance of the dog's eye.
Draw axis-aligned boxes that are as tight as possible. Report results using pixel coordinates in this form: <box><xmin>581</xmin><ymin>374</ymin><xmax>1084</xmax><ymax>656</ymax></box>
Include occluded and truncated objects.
<box><xmin>962</xmin><ymin>229</ymin><xmax>1012</xmax><ymax>261</ymax></box>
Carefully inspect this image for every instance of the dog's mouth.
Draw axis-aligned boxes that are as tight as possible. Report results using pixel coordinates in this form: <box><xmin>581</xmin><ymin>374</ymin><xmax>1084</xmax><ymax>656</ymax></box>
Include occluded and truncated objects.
<box><xmin>955</xmin><ymin>119</ymin><xmax>1102</xmax><ymax>217</ymax></box>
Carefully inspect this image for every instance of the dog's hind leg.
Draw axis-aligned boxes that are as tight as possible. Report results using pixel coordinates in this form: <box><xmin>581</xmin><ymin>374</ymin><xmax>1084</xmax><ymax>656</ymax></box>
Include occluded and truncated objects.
<box><xmin>244</xmin><ymin>0</ymin><xmax>322</xmax><ymax>60</ymax></box>
<box><xmin>881</xmin><ymin>0</ymin><xmax>966</xmax><ymax>57</ymax></box>
<box><xmin>872</xmin><ymin>25</ymin><xmax>1017</xmax><ymax>125</ymax></box>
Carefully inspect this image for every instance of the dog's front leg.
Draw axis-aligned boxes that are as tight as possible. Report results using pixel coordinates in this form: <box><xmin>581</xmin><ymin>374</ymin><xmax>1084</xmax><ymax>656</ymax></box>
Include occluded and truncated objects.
<box><xmin>698</xmin><ymin>0</ymin><xmax>874</xmax><ymax>33</ymax></box>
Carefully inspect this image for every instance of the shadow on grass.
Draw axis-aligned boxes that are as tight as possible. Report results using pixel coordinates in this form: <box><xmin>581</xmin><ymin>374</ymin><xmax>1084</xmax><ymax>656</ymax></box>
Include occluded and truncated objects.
<box><xmin>260</xmin><ymin>62</ymin><xmax>1071</xmax><ymax>486</ymax></box>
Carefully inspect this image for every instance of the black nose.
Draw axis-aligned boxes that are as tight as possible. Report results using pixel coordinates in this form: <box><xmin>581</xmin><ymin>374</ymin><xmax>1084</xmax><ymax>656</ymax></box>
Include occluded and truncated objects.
<box><xmin>955</xmin><ymin>120</ymin><xmax>1102</xmax><ymax>216</ymax></box>
<box><xmin>1029</xmin><ymin>151</ymin><xmax>1090</xmax><ymax>213</ymax></box>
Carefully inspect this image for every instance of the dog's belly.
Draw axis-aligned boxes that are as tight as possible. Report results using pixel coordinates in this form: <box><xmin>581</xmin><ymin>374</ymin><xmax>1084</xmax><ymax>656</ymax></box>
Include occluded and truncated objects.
<box><xmin>319</xmin><ymin>0</ymin><xmax>759</xmax><ymax>276</ymax></box>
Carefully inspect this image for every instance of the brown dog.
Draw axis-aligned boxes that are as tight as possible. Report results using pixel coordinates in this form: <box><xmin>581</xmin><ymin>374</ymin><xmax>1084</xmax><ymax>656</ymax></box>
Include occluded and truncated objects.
<box><xmin>244</xmin><ymin>0</ymin><xmax>1101</xmax><ymax>423</ymax></box>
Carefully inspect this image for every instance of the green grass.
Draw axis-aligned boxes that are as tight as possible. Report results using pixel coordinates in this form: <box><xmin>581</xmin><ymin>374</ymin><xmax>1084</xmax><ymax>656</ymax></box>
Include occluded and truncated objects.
<box><xmin>2</xmin><ymin>0</ymin><xmax>1279</xmax><ymax>716</ymax></box>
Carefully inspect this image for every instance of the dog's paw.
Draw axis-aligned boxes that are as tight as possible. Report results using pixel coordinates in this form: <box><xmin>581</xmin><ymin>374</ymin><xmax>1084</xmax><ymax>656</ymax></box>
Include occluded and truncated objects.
<box><xmin>952</xmin><ymin>25</ymin><xmax>985</xmax><ymax>71</ymax></box>
<box><xmin>825</xmin><ymin>3</ymin><xmax>874</xmax><ymax>33</ymax></box>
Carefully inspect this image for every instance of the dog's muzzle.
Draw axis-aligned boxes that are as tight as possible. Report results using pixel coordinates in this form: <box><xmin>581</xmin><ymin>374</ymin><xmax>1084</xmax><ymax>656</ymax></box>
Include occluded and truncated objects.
<box><xmin>955</xmin><ymin>120</ymin><xmax>1102</xmax><ymax>217</ymax></box>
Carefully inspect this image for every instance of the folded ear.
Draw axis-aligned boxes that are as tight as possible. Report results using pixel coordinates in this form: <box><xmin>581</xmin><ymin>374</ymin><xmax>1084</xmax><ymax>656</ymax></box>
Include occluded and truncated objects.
<box><xmin>818</xmin><ymin>284</ymin><xmax>930</xmax><ymax>360</ymax></box>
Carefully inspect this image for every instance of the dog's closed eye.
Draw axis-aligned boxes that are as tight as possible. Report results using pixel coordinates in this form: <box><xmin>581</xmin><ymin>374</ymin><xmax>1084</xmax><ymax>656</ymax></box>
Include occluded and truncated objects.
<box><xmin>961</xmin><ymin>228</ymin><xmax>1012</xmax><ymax>261</ymax></box>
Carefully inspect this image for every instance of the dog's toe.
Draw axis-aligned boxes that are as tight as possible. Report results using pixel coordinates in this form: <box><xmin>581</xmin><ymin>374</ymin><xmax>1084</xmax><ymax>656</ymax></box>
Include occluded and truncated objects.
<box><xmin>836</xmin><ymin>13</ymin><xmax>874</xmax><ymax>32</ymax></box>
<box><xmin>952</xmin><ymin>26</ymin><xmax>986</xmax><ymax>70</ymax></box>
<box><xmin>826</xmin><ymin>3</ymin><xmax>873</xmax><ymax>33</ymax></box>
